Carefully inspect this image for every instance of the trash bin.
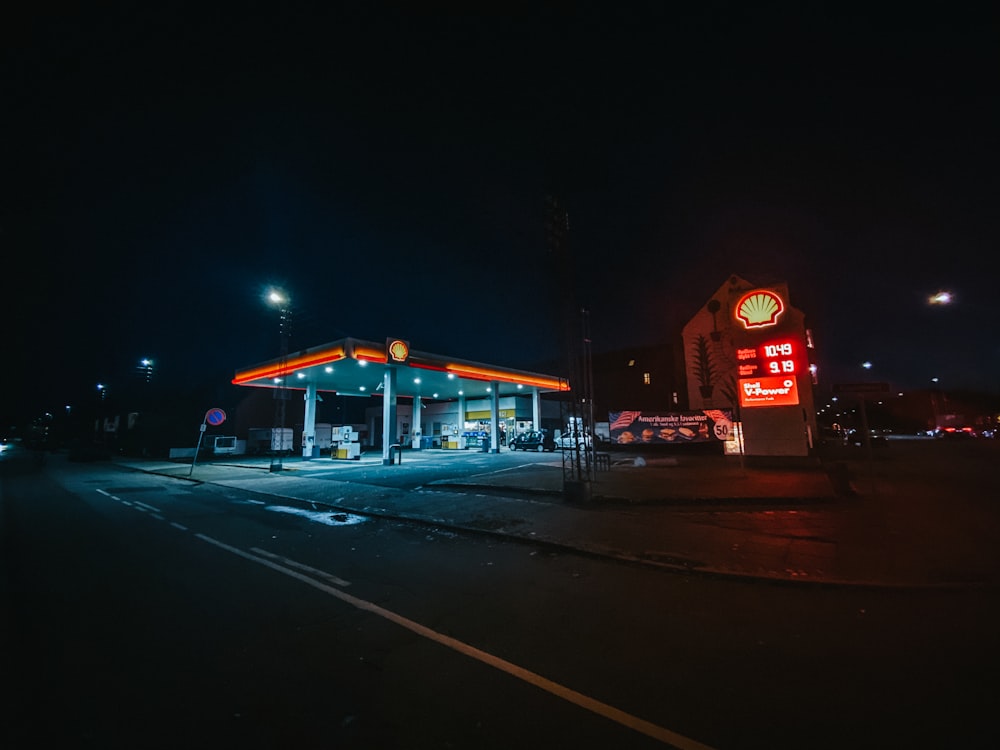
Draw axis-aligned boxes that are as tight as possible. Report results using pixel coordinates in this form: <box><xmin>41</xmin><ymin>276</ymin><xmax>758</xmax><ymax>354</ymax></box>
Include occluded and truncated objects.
<box><xmin>420</xmin><ymin>436</ymin><xmax>433</xmax><ymax>449</ymax></box>
<box><xmin>481</xmin><ymin>437</ymin><xmax>489</xmax><ymax>452</ymax></box>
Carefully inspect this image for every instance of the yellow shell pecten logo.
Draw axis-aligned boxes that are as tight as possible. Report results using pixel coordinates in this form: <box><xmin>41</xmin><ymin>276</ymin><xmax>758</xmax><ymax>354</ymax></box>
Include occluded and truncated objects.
<box><xmin>388</xmin><ymin>339</ymin><xmax>409</xmax><ymax>362</ymax></box>
<box><xmin>735</xmin><ymin>290</ymin><xmax>784</xmax><ymax>329</ymax></box>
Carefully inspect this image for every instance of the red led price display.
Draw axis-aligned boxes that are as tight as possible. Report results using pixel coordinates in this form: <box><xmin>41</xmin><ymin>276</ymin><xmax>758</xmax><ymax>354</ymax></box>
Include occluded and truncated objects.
<box><xmin>761</xmin><ymin>341</ymin><xmax>797</xmax><ymax>374</ymax></box>
<box><xmin>736</xmin><ymin>338</ymin><xmax>802</xmax><ymax>408</ymax></box>
<box><xmin>736</xmin><ymin>339</ymin><xmax>799</xmax><ymax>379</ymax></box>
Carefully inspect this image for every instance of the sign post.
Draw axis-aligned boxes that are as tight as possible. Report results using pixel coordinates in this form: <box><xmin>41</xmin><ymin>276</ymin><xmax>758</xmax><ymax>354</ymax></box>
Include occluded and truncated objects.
<box><xmin>189</xmin><ymin>408</ymin><xmax>226</xmax><ymax>477</ymax></box>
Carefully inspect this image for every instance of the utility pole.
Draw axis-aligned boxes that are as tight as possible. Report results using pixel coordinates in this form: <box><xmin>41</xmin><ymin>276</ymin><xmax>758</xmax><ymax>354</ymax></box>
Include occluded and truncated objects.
<box><xmin>545</xmin><ymin>195</ymin><xmax>593</xmax><ymax>502</ymax></box>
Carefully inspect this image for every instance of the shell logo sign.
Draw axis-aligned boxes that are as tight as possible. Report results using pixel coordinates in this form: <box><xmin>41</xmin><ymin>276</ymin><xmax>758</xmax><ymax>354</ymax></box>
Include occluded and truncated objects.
<box><xmin>386</xmin><ymin>338</ymin><xmax>410</xmax><ymax>363</ymax></box>
<box><xmin>735</xmin><ymin>289</ymin><xmax>784</xmax><ymax>329</ymax></box>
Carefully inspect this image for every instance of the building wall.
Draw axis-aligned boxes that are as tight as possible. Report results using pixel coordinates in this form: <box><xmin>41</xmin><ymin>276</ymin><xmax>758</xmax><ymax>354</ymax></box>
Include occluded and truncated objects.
<box><xmin>591</xmin><ymin>343</ymin><xmax>686</xmax><ymax>418</ymax></box>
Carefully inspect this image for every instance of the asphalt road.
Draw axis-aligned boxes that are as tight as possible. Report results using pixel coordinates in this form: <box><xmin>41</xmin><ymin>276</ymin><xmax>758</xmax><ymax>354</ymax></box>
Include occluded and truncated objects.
<box><xmin>2</xmin><ymin>447</ymin><xmax>998</xmax><ymax>749</ymax></box>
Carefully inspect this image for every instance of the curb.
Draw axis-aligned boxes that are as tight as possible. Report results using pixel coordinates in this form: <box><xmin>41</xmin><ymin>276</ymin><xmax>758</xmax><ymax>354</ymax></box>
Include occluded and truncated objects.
<box><xmin>121</xmin><ymin>464</ymin><xmax>993</xmax><ymax>591</ymax></box>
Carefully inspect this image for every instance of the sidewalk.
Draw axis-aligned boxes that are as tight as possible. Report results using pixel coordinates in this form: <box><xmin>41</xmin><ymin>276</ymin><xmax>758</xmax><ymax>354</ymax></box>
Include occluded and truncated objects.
<box><xmin>116</xmin><ymin>449</ymin><xmax>998</xmax><ymax>590</ymax></box>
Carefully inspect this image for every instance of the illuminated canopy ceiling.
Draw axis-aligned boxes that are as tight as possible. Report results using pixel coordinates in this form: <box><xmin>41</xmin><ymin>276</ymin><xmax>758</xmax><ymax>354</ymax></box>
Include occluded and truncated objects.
<box><xmin>233</xmin><ymin>337</ymin><xmax>570</xmax><ymax>402</ymax></box>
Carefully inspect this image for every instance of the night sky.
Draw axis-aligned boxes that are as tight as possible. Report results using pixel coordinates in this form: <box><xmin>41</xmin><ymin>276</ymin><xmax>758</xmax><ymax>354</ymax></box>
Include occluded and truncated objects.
<box><xmin>4</xmin><ymin>3</ymin><xmax>998</xmax><ymax>425</ymax></box>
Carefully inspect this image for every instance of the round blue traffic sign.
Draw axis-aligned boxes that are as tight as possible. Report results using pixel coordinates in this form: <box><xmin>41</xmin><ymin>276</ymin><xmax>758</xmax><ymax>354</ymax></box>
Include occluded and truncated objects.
<box><xmin>205</xmin><ymin>408</ymin><xmax>227</xmax><ymax>426</ymax></box>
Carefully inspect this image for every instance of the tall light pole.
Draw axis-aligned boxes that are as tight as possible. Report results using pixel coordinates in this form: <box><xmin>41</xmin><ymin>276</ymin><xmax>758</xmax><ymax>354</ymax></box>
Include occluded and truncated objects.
<box><xmin>96</xmin><ymin>383</ymin><xmax>108</xmax><ymax>443</ymax></box>
<box><xmin>267</xmin><ymin>289</ymin><xmax>291</xmax><ymax>472</ymax></box>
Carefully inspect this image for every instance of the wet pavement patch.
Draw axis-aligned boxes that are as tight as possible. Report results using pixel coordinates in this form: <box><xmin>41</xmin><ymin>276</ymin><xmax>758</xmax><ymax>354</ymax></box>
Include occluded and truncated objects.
<box><xmin>265</xmin><ymin>505</ymin><xmax>368</xmax><ymax>526</ymax></box>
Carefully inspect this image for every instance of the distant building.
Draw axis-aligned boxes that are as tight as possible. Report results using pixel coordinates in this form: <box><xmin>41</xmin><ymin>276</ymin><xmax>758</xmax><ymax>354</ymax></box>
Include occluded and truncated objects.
<box><xmin>590</xmin><ymin>342</ymin><xmax>687</xmax><ymax>418</ymax></box>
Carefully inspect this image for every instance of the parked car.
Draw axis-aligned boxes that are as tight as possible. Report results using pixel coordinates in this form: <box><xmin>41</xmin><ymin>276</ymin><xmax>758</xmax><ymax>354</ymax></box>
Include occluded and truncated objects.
<box><xmin>555</xmin><ymin>431</ymin><xmax>593</xmax><ymax>450</ymax></box>
<box><xmin>508</xmin><ymin>429</ymin><xmax>555</xmax><ymax>452</ymax></box>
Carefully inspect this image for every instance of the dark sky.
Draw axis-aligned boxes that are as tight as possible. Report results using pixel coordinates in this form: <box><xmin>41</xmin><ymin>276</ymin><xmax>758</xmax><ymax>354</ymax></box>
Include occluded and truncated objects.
<box><xmin>4</xmin><ymin>3</ymin><xmax>999</xmax><ymax>424</ymax></box>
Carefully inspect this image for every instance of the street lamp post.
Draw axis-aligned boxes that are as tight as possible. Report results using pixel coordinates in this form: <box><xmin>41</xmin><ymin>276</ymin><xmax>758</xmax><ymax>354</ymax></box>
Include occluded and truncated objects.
<box><xmin>268</xmin><ymin>289</ymin><xmax>291</xmax><ymax>472</ymax></box>
<box><xmin>96</xmin><ymin>384</ymin><xmax>108</xmax><ymax>444</ymax></box>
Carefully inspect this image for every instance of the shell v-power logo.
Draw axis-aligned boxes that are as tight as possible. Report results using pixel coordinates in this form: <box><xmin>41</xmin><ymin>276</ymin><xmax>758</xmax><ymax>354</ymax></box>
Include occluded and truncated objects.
<box><xmin>387</xmin><ymin>338</ymin><xmax>410</xmax><ymax>363</ymax></box>
<box><xmin>735</xmin><ymin>289</ymin><xmax>784</xmax><ymax>329</ymax></box>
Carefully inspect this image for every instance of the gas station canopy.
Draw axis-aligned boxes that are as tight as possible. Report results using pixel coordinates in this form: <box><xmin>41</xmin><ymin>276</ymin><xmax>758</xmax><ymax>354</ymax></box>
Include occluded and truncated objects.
<box><xmin>232</xmin><ymin>337</ymin><xmax>570</xmax><ymax>401</ymax></box>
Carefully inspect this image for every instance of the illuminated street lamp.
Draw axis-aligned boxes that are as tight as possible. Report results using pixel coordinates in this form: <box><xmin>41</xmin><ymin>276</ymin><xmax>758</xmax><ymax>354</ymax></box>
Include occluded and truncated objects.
<box><xmin>95</xmin><ymin>383</ymin><xmax>109</xmax><ymax>444</ymax></box>
<box><xmin>266</xmin><ymin>288</ymin><xmax>291</xmax><ymax>472</ymax></box>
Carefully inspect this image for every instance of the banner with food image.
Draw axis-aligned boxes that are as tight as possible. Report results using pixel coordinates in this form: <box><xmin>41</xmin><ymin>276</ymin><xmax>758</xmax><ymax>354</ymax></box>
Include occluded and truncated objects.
<box><xmin>608</xmin><ymin>409</ymin><xmax>734</xmax><ymax>444</ymax></box>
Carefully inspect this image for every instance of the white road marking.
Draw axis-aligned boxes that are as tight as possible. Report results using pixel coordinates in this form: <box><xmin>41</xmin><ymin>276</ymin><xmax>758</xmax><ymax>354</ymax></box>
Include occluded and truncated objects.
<box><xmin>134</xmin><ymin>500</ymin><xmax>162</xmax><ymax>513</ymax></box>
<box><xmin>97</xmin><ymin>489</ymin><xmax>122</xmax><ymax>502</ymax></box>
<box><xmin>96</xmin><ymin>487</ymin><xmax>709</xmax><ymax>746</ymax></box>
<box><xmin>195</xmin><ymin>533</ymin><xmax>717</xmax><ymax>749</ymax></box>
<box><xmin>96</xmin><ymin>490</ymin><xmax>162</xmax><ymax>515</ymax></box>
<box><xmin>249</xmin><ymin>546</ymin><xmax>351</xmax><ymax>587</ymax></box>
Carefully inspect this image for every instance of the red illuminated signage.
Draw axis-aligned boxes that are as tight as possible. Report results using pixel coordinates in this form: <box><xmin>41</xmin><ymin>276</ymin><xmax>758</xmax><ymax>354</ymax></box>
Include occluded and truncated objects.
<box><xmin>386</xmin><ymin>338</ymin><xmax>410</xmax><ymax>363</ymax></box>
<box><xmin>739</xmin><ymin>376</ymin><xmax>800</xmax><ymax>408</ymax></box>
<box><xmin>736</xmin><ymin>339</ymin><xmax>800</xmax><ymax>379</ymax></box>
<box><xmin>735</xmin><ymin>289</ymin><xmax>784</xmax><ymax>329</ymax></box>
<box><xmin>736</xmin><ymin>338</ymin><xmax>802</xmax><ymax>408</ymax></box>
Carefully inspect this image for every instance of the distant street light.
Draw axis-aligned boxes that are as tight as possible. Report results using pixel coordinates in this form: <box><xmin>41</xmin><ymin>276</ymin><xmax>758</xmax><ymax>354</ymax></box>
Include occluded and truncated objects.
<box><xmin>95</xmin><ymin>384</ymin><xmax>109</xmax><ymax>444</ymax></box>
<box><xmin>930</xmin><ymin>378</ymin><xmax>945</xmax><ymax>431</ymax></box>
<box><xmin>928</xmin><ymin>291</ymin><xmax>953</xmax><ymax>305</ymax></box>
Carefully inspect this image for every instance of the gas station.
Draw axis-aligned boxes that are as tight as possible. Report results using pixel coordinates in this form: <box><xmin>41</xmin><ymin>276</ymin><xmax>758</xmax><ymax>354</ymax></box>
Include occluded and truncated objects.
<box><xmin>232</xmin><ymin>278</ymin><xmax>819</xmax><ymax>466</ymax></box>
<box><xmin>232</xmin><ymin>336</ymin><xmax>569</xmax><ymax>465</ymax></box>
